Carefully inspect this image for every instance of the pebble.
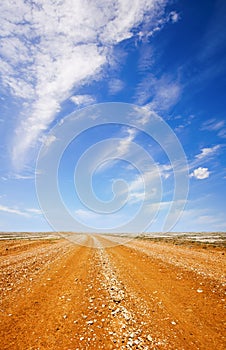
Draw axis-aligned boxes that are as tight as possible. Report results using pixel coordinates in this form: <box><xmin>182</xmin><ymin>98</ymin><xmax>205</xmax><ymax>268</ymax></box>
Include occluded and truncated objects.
<box><xmin>147</xmin><ymin>335</ymin><xmax>153</xmax><ymax>342</ymax></box>
<box><xmin>86</xmin><ymin>320</ymin><xmax>94</xmax><ymax>325</ymax></box>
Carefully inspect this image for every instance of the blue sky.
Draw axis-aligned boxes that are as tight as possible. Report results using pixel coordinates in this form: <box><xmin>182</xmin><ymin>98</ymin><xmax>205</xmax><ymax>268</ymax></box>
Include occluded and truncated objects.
<box><xmin>0</xmin><ymin>0</ymin><xmax>225</xmax><ymax>233</ymax></box>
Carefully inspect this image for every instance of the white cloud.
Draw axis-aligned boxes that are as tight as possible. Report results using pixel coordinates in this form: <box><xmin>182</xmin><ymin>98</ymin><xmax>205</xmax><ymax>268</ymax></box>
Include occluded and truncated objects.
<box><xmin>39</xmin><ymin>134</ymin><xmax>57</xmax><ymax>149</ymax></box>
<box><xmin>145</xmin><ymin>198</ymin><xmax>185</xmax><ymax>212</ymax></box>
<box><xmin>95</xmin><ymin>127</ymin><xmax>139</xmax><ymax>174</ymax></box>
<box><xmin>169</xmin><ymin>11</ymin><xmax>180</xmax><ymax>23</ymax></box>
<box><xmin>174</xmin><ymin>114</ymin><xmax>195</xmax><ymax>133</ymax></box>
<box><xmin>202</xmin><ymin>119</ymin><xmax>225</xmax><ymax>131</ymax></box>
<box><xmin>0</xmin><ymin>0</ymin><xmax>169</xmax><ymax>169</ymax></box>
<box><xmin>190</xmin><ymin>167</ymin><xmax>210</xmax><ymax>180</ymax></box>
<box><xmin>201</xmin><ymin>119</ymin><xmax>226</xmax><ymax>139</ymax></box>
<box><xmin>100</xmin><ymin>0</ymin><xmax>166</xmax><ymax>44</ymax></box>
<box><xmin>195</xmin><ymin>145</ymin><xmax>220</xmax><ymax>160</ymax></box>
<box><xmin>129</xmin><ymin>170</ymin><xmax>158</xmax><ymax>193</ymax></box>
<box><xmin>129</xmin><ymin>191</ymin><xmax>146</xmax><ymax>203</ymax></box>
<box><xmin>138</xmin><ymin>46</ymin><xmax>154</xmax><ymax>73</ymax></box>
<box><xmin>217</xmin><ymin>128</ymin><xmax>226</xmax><ymax>139</ymax></box>
<box><xmin>127</xmin><ymin>164</ymin><xmax>171</xmax><ymax>204</ymax></box>
<box><xmin>129</xmin><ymin>186</ymin><xmax>158</xmax><ymax>204</ymax></box>
<box><xmin>11</xmin><ymin>174</ymin><xmax>34</xmax><ymax>180</ymax></box>
<box><xmin>116</xmin><ymin>128</ymin><xmax>137</xmax><ymax>157</ymax></box>
<box><xmin>188</xmin><ymin>144</ymin><xmax>221</xmax><ymax>172</ymax></box>
<box><xmin>136</xmin><ymin>74</ymin><xmax>181</xmax><ymax>110</ymax></box>
<box><xmin>0</xmin><ymin>204</ymin><xmax>29</xmax><ymax>217</ymax></box>
<box><xmin>0</xmin><ymin>204</ymin><xmax>42</xmax><ymax>217</ymax></box>
<box><xmin>70</xmin><ymin>95</ymin><xmax>95</xmax><ymax>106</ymax></box>
<box><xmin>108</xmin><ymin>79</ymin><xmax>125</xmax><ymax>95</ymax></box>
<box><xmin>1</xmin><ymin>172</ymin><xmax>34</xmax><ymax>181</ymax></box>
<box><xmin>26</xmin><ymin>208</ymin><xmax>42</xmax><ymax>215</ymax></box>
<box><xmin>138</xmin><ymin>10</ymin><xmax>180</xmax><ymax>41</ymax></box>
<box><xmin>11</xmin><ymin>44</ymin><xmax>105</xmax><ymax>168</ymax></box>
<box><xmin>1</xmin><ymin>177</ymin><xmax>8</xmax><ymax>181</ymax></box>
<box><xmin>161</xmin><ymin>164</ymin><xmax>172</xmax><ymax>179</ymax></box>
<box><xmin>132</xmin><ymin>106</ymin><xmax>159</xmax><ymax>126</ymax></box>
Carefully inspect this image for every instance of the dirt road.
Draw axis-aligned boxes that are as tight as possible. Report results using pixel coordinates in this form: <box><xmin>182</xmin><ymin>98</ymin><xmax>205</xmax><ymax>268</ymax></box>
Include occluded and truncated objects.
<box><xmin>0</xmin><ymin>235</ymin><xmax>225</xmax><ymax>349</ymax></box>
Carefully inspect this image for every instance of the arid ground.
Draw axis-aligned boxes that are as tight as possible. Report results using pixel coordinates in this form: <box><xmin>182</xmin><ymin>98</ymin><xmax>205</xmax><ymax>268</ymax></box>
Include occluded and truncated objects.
<box><xmin>0</xmin><ymin>234</ymin><xmax>225</xmax><ymax>349</ymax></box>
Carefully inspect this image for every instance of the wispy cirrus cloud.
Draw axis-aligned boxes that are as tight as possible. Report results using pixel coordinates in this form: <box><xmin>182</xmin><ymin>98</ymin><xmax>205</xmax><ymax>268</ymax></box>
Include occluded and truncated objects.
<box><xmin>195</xmin><ymin>145</ymin><xmax>220</xmax><ymax>161</ymax></box>
<box><xmin>137</xmin><ymin>10</ymin><xmax>180</xmax><ymax>42</ymax></box>
<box><xmin>70</xmin><ymin>95</ymin><xmax>96</xmax><ymax>107</ymax></box>
<box><xmin>1</xmin><ymin>172</ymin><xmax>34</xmax><ymax>181</ymax></box>
<box><xmin>115</xmin><ymin>162</ymin><xmax>172</xmax><ymax>205</ymax></box>
<box><xmin>135</xmin><ymin>74</ymin><xmax>181</xmax><ymax>111</ymax></box>
<box><xmin>0</xmin><ymin>0</ymin><xmax>170</xmax><ymax>170</ymax></box>
<box><xmin>26</xmin><ymin>208</ymin><xmax>42</xmax><ymax>215</ymax></box>
<box><xmin>115</xmin><ymin>128</ymin><xmax>137</xmax><ymax>158</ymax></box>
<box><xmin>201</xmin><ymin>119</ymin><xmax>226</xmax><ymax>139</ymax></box>
<box><xmin>174</xmin><ymin>115</ymin><xmax>195</xmax><ymax>133</ymax></box>
<box><xmin>188</xmin><ymin>145</ymin><xmax>221</xmax><ymax>179</ymax></box>
<box><xmin>0</xmin><ymin>204</ymin><xmax>42</xmax><ymax>217</ymax></box>
<box><xmin>0</xmin><ymin>204</ymin><xmax>29</xmax><ymax>217</ymax></box>
<box><xmin>201</xmin><ymin>119</ymin><xmax>225</xmax><ymax>131</ymax></box>
<box><xmin>94</xmin><ymin>127</ymin><xmax>138</xmax><ymax>174</ymax></box>
<box><xmin>108</xmin><ymin>79</ymin><xmax>125</xmax><ymax>95</ymax></box>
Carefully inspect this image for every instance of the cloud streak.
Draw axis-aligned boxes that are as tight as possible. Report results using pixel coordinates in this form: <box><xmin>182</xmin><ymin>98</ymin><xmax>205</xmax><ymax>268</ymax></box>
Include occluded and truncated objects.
<box><xmin>189</xmin><ymin>144</ymin><xmax>221</xmax><ymax>171</ymax></box>
<box><xmin>201</xmin><ymin>119</ymin><xmax>226</xmax><ymax>139</ymax></box>
<box><xmin>0</xmin><ymin>204</ymin><xmax>42</xmax><ymax>217</ymax></box>
<box><xmin>70</xmin><ymin>95</ymin><xmax>96</xmax><ymax>107</ymax></box>
<box><xmin>0</xmin><ymin>204</ymin><xmax>29</xmax><ymax>217</ymax></box>
<box><xmin>135</xmin><ymin>74</ymin><xmax>181</xmax><ymax>111</ymax></box>
<box><xmin>195</xmin><ymin>145</ymin><xmax>220</xmax><ymax>160</ymax></box>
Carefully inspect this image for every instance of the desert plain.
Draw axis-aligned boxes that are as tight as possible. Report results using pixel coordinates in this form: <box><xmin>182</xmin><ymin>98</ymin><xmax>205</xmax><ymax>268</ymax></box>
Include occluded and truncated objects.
<box><xmin>0</xmin><ymin>232</ymin><xmax>225</xmax><ymax>349</ymax></box>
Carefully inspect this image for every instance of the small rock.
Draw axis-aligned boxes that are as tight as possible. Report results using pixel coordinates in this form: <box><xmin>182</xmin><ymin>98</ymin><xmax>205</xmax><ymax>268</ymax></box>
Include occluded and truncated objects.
<box><xmin>86</xmin><ymin>320</ymin><xmax>94</xmax><ymax>325</ymax></box>
<box><xmin>147</xmin><ymin>335</ymin><xmax>153</xmax><ymax>342</ymax></box>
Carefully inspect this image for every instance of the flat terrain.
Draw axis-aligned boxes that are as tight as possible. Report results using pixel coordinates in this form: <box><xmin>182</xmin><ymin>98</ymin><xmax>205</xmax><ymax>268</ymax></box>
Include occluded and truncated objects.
<box><xmin>0</xmin><ymin>234</ymin><xmax>225</xmax><ymax>349</ymax></box>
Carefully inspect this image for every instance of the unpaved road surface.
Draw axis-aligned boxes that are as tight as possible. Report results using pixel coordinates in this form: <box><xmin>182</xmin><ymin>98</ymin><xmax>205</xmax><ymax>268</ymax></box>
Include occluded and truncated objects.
<box><xmin>0</xmin><ymin>235</ymin><xmax>225</xmax><ymax>349</ymax></box>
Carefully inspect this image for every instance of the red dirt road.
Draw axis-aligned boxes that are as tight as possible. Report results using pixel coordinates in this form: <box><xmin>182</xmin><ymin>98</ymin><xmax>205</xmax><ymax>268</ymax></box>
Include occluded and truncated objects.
<box><xmin>0</xmin><ymin>235</ymin><xmax>225</xmax><ymax>349</ymax></box>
